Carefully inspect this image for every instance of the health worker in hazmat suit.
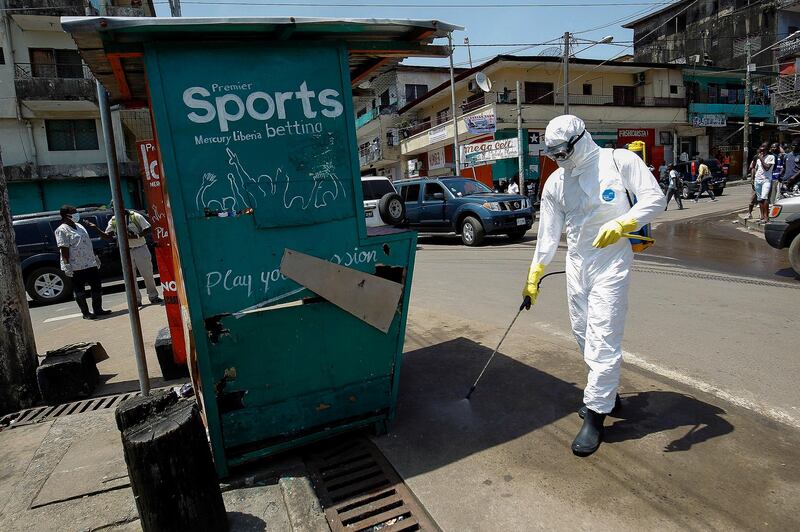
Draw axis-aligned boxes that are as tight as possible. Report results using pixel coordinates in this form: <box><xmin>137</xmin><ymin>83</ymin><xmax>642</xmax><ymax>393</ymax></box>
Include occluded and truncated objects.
<box><xmin>523</xmin><ymin>115</ymin><xmax>666</xmax><ymax>456</ymax></box>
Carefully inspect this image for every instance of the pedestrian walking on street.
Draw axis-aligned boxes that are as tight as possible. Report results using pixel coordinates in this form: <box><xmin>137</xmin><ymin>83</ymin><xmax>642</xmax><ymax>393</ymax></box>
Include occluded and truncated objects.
<box><xmin>769</xmin><ymin>142</ymin><xmax>785</xmax><ymax>204</ymax></box>
<box><xmin>523</xmin><ymin>115</ymin><xmax>665</xmax><ymax>457</ymax></box>
<box><xmin>97</xmin><ymin>203</ymin><xmax>163</xmax><ymax>306</ymax></box>
<box><xmin>658</xmin><ymin>162</ymin><xmax>668</xmax><ymax>183</ymax></box>
<box><xmin>784</xmin><ymin>142</ymin><xmax>800</xmax><ymax>196</ymax></box>
<box><xmin>693</xmin><ymin>158</ymin><xmax>717</xmax><ymax>202</ymax></box>
<box><xmin>54</xmin><ymin>205</ymin><xmax>112</xmax><ymax>320</ymax></box>
<box><xmin>665</xmin><ymin>164</ymin><xmax>683</xmax><ymax>210</ymax></box>
<box><xmin>753</xmin><ymin>143</ymin><xmax>775</xmax><ymax>223</ymax></box>
<box><xmin>746</xmin><ymin>146</ymin><xmax>763</xmax><ymax>220</ymax></box>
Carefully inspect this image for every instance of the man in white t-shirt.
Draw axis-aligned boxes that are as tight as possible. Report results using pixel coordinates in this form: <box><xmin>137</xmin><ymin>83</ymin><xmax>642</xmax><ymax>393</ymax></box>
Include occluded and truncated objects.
<box><xmin>753</xmin><ymin>143</ymin><xmax>775</xmax><ymax>223</ymax></box>
<box><xmin>99</xmin><ymin>204</ymin><xmax>162</xmax><ymax>306</ymax></box>
<box><xmin>54</xmin><ymin>205</ymin><xmax>112</xmax><ymax>319</ymax></box>
<box><xmin>508</xmin><ymin>177</ymin><xmax>520</xmax><ymax>195</ymax></box>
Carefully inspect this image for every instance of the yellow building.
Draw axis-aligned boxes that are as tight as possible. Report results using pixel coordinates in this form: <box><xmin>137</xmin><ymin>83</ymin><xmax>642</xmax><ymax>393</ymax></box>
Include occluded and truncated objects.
<box><xmin>397</xmin><ymin>55</ymin><xmax>690</xmax><ymax>188</ymax></box>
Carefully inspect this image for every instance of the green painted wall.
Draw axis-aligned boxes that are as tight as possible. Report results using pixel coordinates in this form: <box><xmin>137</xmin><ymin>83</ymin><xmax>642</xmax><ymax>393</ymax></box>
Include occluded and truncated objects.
<box><xmin>7</xmin><ymin>178</ymin><xmax>139</xmax><ymax>216</ymax></box>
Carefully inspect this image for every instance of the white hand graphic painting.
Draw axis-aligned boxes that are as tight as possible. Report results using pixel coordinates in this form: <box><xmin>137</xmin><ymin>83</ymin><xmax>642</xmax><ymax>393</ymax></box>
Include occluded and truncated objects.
<box><xmin>195</xmin><ymin>148</ymin><xmax>346</xmax><ymax>213</ymax></box>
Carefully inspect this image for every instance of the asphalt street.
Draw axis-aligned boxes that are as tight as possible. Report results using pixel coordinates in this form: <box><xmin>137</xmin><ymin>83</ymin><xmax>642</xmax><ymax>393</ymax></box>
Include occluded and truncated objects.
<box><xmin>410</xmin><ymin>185</ymin><xmax>800</xmax><ymax>429</ymax></box>
<box><xmin>25</xmin><ymin>185</ymin><xmax>799</xmax><ymax>425</ymax></box>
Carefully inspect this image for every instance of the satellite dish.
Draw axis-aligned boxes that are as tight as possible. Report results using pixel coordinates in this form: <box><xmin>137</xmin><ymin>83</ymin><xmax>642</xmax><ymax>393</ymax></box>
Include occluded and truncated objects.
<box><xmin>474</xmin><ymin>72</ymin><xmax>492</xmax><ymax>93</ymax></box>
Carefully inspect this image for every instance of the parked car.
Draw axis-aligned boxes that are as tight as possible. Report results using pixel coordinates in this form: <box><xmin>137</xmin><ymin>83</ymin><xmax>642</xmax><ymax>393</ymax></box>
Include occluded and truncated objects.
<box><xmin>393</xmin><ymin>177</ymin><xmax>534</xmax><ymax>246</ymax></box>
<box><xmin>764</xmin><ymin>195</ymin><xmax>800</xmax><ymax>277</ymax></box>
<box><xmin>360</xmin><ymin>176</ymin><xmax>405</xmax><ymax>228</ymax></box>
<box><xmin>673</xmin><ymin>159</ymin><xmax>727</xmax><ymax>199</ymax></box>
<box><xmin>13</xmin><ymin>207</ymin><xmax>155</xmax><ymax>304</ymax></box>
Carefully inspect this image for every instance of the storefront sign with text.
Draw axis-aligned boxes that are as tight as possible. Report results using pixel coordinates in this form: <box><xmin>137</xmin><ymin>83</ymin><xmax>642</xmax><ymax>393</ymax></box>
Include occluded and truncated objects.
<box><xmin>461</xmin><ymin>137</ymin><xmax>519</xmax><ymax>167</ymax></box>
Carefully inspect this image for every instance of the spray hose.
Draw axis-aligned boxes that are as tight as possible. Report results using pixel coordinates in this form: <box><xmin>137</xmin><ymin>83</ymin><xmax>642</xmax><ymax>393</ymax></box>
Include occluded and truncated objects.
<box><xmin>520</xmin><ymin>270</ymin><xmax>566</xmax><ymax>310</ymax></box>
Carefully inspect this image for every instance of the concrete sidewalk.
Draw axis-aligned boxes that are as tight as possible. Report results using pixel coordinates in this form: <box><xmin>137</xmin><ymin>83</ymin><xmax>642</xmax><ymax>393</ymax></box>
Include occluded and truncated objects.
<box><xmin>0</xmin><ymin>407</ymin><xmax>330</xmax><ymax>531</ymax></box>
<box><xmin>374</xmin><ymin>308</ymin><xmax>800</xmax><ymax>531</ymax></box>
<box><xmin>7</xmin><ymin>297</ymin><xmax>798</xmax><ymax>530</ymax></box>
<box><xmin>29</xmin><ymin>298</ymin><xmax>185</xmax><ymax>397</ymax></box>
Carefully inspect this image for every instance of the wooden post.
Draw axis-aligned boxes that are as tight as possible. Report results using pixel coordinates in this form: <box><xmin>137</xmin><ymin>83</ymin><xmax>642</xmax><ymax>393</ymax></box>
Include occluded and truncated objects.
<box><xmin>0</xmin><ymin>150</ymin><xmax>40</xmax><ymax>415</ymax></box>
<box><xmin>116</xmin><ymin>390</ymin><xmax>228</xmax><ymax>531</ymax></box>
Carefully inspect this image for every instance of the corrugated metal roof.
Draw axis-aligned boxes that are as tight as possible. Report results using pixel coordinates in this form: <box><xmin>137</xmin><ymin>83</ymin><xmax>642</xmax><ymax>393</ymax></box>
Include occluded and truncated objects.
<box><xmin>60</xmin><ymin>16</ymin><xmax>462</xmax><ymax>105</ymax></box>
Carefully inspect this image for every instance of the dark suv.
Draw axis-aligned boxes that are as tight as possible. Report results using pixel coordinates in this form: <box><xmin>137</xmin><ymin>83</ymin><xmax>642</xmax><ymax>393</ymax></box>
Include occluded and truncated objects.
<box><xmin>672</xmin><ymin>159</ymin><xmax>727</xmax><ymax>199</ymax></box>
<box><xmin>393</xmin><ymin>177</ymin><xmax>534</xmax><ymax>246</ymax></box>
<box><xmin>13</xmin><ymin>207</ymin><xmax>151</xmax><ymax>304</ymax></box>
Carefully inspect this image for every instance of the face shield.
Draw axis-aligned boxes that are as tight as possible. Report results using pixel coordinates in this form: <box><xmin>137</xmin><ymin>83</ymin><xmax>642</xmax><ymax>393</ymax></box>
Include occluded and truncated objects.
<box><xmin>543</xmin><ymin>129</ymin><xmax>586</xmax><ymax>162</ymax></box>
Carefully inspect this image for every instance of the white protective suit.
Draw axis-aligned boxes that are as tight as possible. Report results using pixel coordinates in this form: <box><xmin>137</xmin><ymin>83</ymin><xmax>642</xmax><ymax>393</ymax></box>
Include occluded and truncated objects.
<box><xmin>531</xmin><ymin>116</ymin><xmax>666</xmax><ymax>413</ymax></box>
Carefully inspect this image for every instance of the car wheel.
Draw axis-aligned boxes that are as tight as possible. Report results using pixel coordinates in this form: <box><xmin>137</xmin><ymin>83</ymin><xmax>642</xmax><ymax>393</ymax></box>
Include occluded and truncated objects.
<box><xmin>789</xmin><ymin>233</ymin><xmax>800</xmax><ymax>278</ymax></box>
<box><xmin>378</xmin><ymin>193</ymin><xmax>405</xmax><ymax>225</ymax></box>
<box><xmin>460</xmin><ymin>216</ymin><xmax>485</xmax><ymax>246</ymax></box>
<box><xmin>507</xmin><ymin>229</ymin><xmax>527</xmax><ymax>241</ymax></box>
<box><xmin>681</xmin><ymin>185</ymin><xmax>691</xmax><ymax>199</ymax></box>
<box><xmin>25</xmin><ymin>266</ymin><xmax>72</xmax><ymax>304</ymax></box>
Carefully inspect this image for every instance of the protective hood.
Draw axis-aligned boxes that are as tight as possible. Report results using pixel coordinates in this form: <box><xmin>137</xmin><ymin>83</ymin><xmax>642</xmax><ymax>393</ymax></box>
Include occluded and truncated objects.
<box><xmin>544</xmin><ymin>115</ymin><xmax>600</xmax><ymax>173</ymax></box>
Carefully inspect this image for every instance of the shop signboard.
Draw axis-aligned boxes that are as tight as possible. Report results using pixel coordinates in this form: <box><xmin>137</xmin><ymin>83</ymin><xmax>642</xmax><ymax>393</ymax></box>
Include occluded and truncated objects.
<box><xmin>465</xmin><ymin>111</ymin><xmax>496</xmax><ymax>134</ymax></box>
<box><xmin>617</xmin><ymin>128</ymin><xmax>655</xmax><ymax>150</ymax></box>
<box><xmin>691</xmin><ymin>114</ymin><xmax>728</xmax><ymax>128</ymax></box>
<box><xmin>461</xmin><ymin>137</ymin><xmax>518</xmax><ymax>167</ymax></box>
<box><xmin>136</xmin><ymin>140</ymin><xmax>186</xmax><ymax>365</ymax></box>
<box><xmin>428</xmin><ymin>147</ymin><xmax>446</xmax><ymax>170</ymax></box>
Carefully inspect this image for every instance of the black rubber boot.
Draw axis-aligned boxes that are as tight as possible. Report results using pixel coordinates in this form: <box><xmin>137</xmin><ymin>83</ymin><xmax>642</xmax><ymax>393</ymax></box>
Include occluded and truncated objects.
<box><xmin>572</xmin><ymin>409</ymin><xmax>606</xmax><ymax>457</ymax></box>
<box><xmin>91</xmin><ymin>290</ymin><xmax>111</xmax><ymax>316</ymax></box>
<box><xmin>578</xmin><ymin>394</ymin><xmax>621</xmax><ymax>419</ymax></box>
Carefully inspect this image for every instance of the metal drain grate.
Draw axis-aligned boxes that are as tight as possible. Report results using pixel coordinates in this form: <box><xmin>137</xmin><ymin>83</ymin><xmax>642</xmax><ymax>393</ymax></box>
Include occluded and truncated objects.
<box><xmin>0</xmin><ymin>391</ymin><xmax>141</xmax><ymax>430</ymax></box>
<box><xmin>304</xmin><ymin>435</ymin><xmax>440</xmax><ymax>532</ymax></box>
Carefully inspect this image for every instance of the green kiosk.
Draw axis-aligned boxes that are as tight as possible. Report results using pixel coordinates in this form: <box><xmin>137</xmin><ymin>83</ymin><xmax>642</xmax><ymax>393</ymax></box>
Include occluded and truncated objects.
<box><xmin>63</xmin><ymin>17</ymin><xmax>458</xmax><ymax>476</ymax></box>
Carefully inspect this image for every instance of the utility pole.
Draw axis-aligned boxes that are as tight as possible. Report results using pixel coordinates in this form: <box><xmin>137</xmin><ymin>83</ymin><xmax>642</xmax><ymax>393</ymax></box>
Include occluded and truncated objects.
<box><xmin>743</xmin><ymin>39</ymin><xmax>752</xmax><ymax>176</ymax></box>
<box><xmin>168</xmin><ymin>0</ymin><xmax>182</xmax><ymax>16</ymax></box>
<box><xmin>0</xmin><ymin>149</ymin><xmax>40</xmax><ymax>415</ymax></box>
<box><xmin>96</xmin><ymin>82</ymin><xmax>150</xmax><ymax>396</ymax></box>
<box><xmin>448</xmin><ymin>33</ymin><xmax>461</xmax><ymax>175</ymax></box>
<box><xmin>464</xmin><ymin>37</ymin><xmax>473</xmax><ymax>68</ymax></box>
<box><xmin>517</xmin><ymin>80</ymin><xmax>525</xmax><ymax>189</ymax></box>
<box><xmin>563</xmin><ymin>31</ymin><xmax>570</xmax><ymax>114</ymax></box>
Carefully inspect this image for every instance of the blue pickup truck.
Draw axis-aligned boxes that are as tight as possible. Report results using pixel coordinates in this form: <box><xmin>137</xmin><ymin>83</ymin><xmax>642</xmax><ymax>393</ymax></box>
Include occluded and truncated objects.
<box><xmin>393</xmin><ymin>177</ymin><xmax>534</xmax><ymax>246</ymax></box>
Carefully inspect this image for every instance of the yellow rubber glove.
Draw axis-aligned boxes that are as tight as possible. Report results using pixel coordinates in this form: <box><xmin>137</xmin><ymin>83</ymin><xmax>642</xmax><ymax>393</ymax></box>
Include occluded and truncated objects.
<box><xmin>522</xmin><ymin>263</ymin><xmax>546</xmax><ymax>307</ymax></box>
<box><xmin>593</xmin><ymin>218</ymin><xmax>637</xmax><ymax>248</ymax></box>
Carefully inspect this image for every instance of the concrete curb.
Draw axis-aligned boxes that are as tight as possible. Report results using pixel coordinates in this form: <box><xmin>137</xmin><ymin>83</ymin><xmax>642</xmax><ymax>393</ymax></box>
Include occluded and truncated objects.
<box><xmin>736</xmin><ymin>212</ymin><xmax>766</xmax><ymax>233</ymax></box>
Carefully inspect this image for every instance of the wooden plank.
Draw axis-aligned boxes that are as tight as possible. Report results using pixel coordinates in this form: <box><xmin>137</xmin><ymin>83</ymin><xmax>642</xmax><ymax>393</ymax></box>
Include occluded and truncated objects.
<box><xmin>280</xmin><ymin>249</ymin><xmax>403</xmax><ymax>334</ymax></box>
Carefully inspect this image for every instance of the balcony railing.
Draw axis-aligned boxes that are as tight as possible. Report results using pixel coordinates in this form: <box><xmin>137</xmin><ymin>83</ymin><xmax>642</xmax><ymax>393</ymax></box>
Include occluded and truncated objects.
<box><xmin>356</xmin><ymin>108</ymin><xmax>378</xmax><ymax>129</ymax></box>
<box><xmin>105</xmin><ymin>5</ymin><xmax>145</xmax><ymax>16</ymax></box>
<box><xmin>15</xmin><ymin>62</ymin><xmax>93</xmax><ymax>81</ymax></box>
<box><xmin>774</xmin><ymin>74</ymin><xmax>800</xmax><ymax>111</ymax></box>
<box><xmin>405</xmin><ymin>120</ymin><xmax>432</xmax><ymax>138</ymax></box>
<box><xmin>553</xmin><ymin>95</ymin><xmax>686</xmax><ymax>107</ymax></box>
<box><xmin>4</xmin><ymin>0</ymin><xmax>89</xmax><ymax>16</ymax></box>
<box><xmin>355</xmin><ymin>103</ymin><xmax>398</xmax><ymax>129</ymax></box>
<box><xmin>460</xmin><ymin>94</ymin><xmax>486</xmax><ymax>113</ymax></box>
<box><xmin>14</xmin><ymin>63</ymin><xmax>96</xmax><ymax>102</ymax></box>
<box><xmin>358</xmin><ymin>140</ymin><xmax>398</xmax><ymax>167</ymax></box>
<box><xmin>778</xmin><ymin>37</ymin><xmax>800</xmax><ymax>59</ymax></box>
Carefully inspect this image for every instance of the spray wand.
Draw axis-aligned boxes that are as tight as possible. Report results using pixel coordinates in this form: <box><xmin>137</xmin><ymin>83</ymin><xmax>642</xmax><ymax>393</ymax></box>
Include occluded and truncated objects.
<box><xmin>465</xmin><ymin>270</ymin><xmax>566</xmax><ymax>400</ymax></box>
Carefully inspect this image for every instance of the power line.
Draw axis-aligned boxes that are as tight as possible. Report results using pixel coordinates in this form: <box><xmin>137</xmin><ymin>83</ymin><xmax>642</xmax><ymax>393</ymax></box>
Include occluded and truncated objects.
<box><xmin>521</xmin><ymin>0</ymin><xmax>703</xmax><ymax>108</ymax></box>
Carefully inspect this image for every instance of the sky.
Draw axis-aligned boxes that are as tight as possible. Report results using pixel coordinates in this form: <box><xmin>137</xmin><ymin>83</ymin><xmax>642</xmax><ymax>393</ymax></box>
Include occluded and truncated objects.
<box><xmin>151</xmin><ymin>0</ymin><xmax>673</xmax><ymax>68</ymax></box>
